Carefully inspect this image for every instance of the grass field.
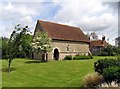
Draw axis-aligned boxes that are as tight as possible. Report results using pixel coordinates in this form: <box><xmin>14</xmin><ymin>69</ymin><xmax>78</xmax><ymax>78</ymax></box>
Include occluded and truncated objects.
<box><xmin>1</xmin><ymin>56</ymin><xmax>115</xmax><ymax>87</ymax></box>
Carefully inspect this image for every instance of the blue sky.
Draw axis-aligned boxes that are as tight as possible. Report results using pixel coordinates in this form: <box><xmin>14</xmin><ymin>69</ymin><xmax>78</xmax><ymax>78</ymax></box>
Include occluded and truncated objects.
<box><xmin>0</xmin><ymin>0</ymin><xmax>119</xmax><ymax>45</ymax></box>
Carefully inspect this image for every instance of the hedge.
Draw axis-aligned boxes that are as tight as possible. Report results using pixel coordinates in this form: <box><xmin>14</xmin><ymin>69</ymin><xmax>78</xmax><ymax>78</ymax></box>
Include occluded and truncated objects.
<box><xmin>64</xmin><ymin>55</ymin><xmax>72</xmax><ymax>60</ymax></box>
<box><xmin>103</xmin><ymin>66</ymin><xmax>120</xmax><ymax>84</ymax></box>
<box><xmin>94</xmin><ymin>58</ymin><xmax>120</xmax><ymax>74</ymax></box>
<box><xmin>73</xmin><ymin>55</ymin><xmax>93</xmax><ymax>60</ymax></box>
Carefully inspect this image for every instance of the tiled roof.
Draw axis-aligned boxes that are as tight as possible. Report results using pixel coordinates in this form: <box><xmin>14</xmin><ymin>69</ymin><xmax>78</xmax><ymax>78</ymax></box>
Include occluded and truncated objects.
<box><xmin>36</xmin><ymin>20</ymin><xmax>89</xmax><ymax>43</ymax></box>
<box><xmin>90</xmin><ymin>40</ymin><xmax>108</xmax><ymax>47</ymax></box>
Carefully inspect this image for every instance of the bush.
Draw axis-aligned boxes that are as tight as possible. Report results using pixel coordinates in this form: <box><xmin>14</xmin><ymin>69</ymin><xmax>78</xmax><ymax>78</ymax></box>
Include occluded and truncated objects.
<box><xmin>97</xmin><ymin>52</ymin><xmax>116</xmax><ymax>56</ymax></box>
<box><xmin>64</xmin><ymin>55</ymin><xmax>72</xmax><ymax>60</ymax></box>
<box><xmin>103</xmin><ymin>66</ymin><xmax>120</xmax><ymax>84</ymax></box>
<box><xmin>117</xmin><ymin>55</ymin><xmax>120</xmax><ymax>60</ymax></box>
<box><xmin>97</xmin><ymin>52</ymin><xmax>108</xmax><ymax>56</ymax></box>
<box><xmin>73</xmin><ymin>55</ymin><xmax>92</xmax><ymax>60</ymax></box>
<box><xmin>83</xmin><ymin>73</ymin><xmax>104</xmax><ymax>88</ymax></box>
<box><xmin>94</xmin><ymin>58</ymin><xmax>120</xmax><ymax>74</ymax></box>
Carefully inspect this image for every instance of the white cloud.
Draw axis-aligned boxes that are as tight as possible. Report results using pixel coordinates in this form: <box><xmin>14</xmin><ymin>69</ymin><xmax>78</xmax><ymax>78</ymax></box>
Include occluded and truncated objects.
<box><xmin>4</xmin><ymin>3</ymin><xmax>13</xmax><ymax>10</ymax></box>
<box><xmin>3</xmin><ymin>3</ymin><xmax>38</xmax><ymax>19</ymax></box>
<box><xmin>1</xmin><ymin>0</ymin><xmax>118</xmax><ymax>46</ymax></box>
<box><xmin>52</xmin><ymin>0</ymin><xmax>118</xmax><ymax>45</ymax></box>
<box><xmin>19</xmin><ymin>15</ymin><xmax>33</xmax><ymax>26</ymax></box>
<box><xmin>1</xmin><ymin>2</ymin><xmax>41</xmax><ymax>38</ymax></box>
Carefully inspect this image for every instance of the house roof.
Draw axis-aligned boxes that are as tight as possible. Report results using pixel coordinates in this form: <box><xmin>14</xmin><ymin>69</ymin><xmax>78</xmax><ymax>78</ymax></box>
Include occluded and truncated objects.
<box><xmin>35</xmin><ymin>20</ymin><xmax>89</xmax><ymax>43</ymax></box>
<box><xmin>90</xmin><ymin>40</ymin><xmax>108</xmax><ymax>47</ymax></box>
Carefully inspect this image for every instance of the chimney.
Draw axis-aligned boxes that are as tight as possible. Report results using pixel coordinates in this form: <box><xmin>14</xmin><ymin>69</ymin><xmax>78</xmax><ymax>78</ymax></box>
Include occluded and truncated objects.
<box><xmin>102</xmin><ymin>36</ymin><xmax>105</xmax><ymax>44</ymax></box>
<box><xmin>102</xmin><ymin>36</ymin><xmax>105</xmax><ymax>41</ymax></box>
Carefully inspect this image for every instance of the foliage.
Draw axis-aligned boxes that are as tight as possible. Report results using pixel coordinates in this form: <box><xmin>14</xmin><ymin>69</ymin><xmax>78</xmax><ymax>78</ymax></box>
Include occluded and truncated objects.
<box><xmin>94</xmin><ymin>58</ymin><xmax>120</xmax><ymax>86</ymax></box>
<box><xmin>97</xmin><ymin>52</ymin><xmax>108</xmax><ymax>56</ymax></box>
<box><xmin>15</xmin><ymin>34</ymin><xmax>32</xmax><ymax>58</ymax></box>
<box><xmin>94</xmin><ymin>58</ymin><xmax>120</xmax><ymax>74</ymax></box>
<box><xmin>32</xmin><ymin>31</ymin><xmax>52</xmax><ymax>52</ymax></box>
<box><xmin>7</xmin><ymin>24</ymin><xmax>31</xmax><ymax>72</ymax></box>
<box><xmin>115</xmin><ymin>37</ymin><xmax>120</xmax><ymax>47</ymax></box>
<box><xmin>64</xmin><ymin>55</ymin><xmax>72</xmax><ymax>60</ymax></box>
<box><xmin>103</xmin><ymin>66</ymin><xmax>120</xmax><ymax>84</ymax></box>
<box><xmin>1</xmin><ymin>37</ymin><xmax>9</xmax><ymax>59</ymax></box>
<box><xmin>0</xmin><ymin>37</ymin><xmax>1</xmax><ymax>49</ymax></box>
<box><xmin>117</xmin><ymin>47</ymin><xmax>120</xmax><ymax>55</ymax></box>
<box><xmin>98</xmin><ymin>45</ymin><xmax>118</xmax><ymax>56</ymax></box>
<box><xmin>83</xmin><ymin>73</ymin><xmax>104</xmax><ymax>88</ymax></box>
<box><xmin>1</xmin><ymin>27</ymin><xmax>32</xmax><ymax>59</ymax></box>
<box><xmin>0</xmin><ymin>37</ymin><xmax>2</xmax><ymax>59</ymax></box>
<box><xmin>73</xmin><ymin>55</ymin><xmax>93</xmax><ymax>60</ymax></box>
<box><xmin>117</xmin><ymin>55</ymin><xmax>120</xmax><ymax>60</ymax></box>
<box><xmin>31</xmin><ymin>31</ymin><xmax>52</xmax><ymax>61</ymax></box>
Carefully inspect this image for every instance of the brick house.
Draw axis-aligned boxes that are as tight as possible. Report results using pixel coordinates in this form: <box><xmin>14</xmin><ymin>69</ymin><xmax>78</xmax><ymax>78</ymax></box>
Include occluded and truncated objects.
<box><xmin>90</xmin><ymin>37</ymin><xmax>108</xmax><ymax>55</ymax></box>
<box><xmin>33</xmin><ymin>20</ymin><xmax>90</xmax><ymax>60</ymax></box>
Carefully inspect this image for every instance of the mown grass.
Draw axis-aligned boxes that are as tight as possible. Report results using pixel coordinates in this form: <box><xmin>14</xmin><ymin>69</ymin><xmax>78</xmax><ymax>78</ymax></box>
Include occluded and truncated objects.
<box><xmin>1</xmin><ymin>56</ymin><xmax>115</xmax><ymax>87</ymax></box>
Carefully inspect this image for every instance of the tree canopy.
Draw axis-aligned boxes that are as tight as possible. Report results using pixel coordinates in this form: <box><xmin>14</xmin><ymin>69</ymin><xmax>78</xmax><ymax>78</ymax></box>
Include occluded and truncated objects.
<box><xmin>1</xmin><ymin>37</ymin><xmax>9</xmax><ymax>59</ymax></box>
<box><xmin>32</xmin><ymin>31</ymin><xmax>52</xmax><ymax>61</ymax></box>
<box><xmin>32</xmin><ymin>31</ymin><xmax>52</xmax><ymax>53</ymax></box>
<box><xmin>7</xmin><ymin>24</ymin><xmax>32</xmax><ymax>72</ymax></box>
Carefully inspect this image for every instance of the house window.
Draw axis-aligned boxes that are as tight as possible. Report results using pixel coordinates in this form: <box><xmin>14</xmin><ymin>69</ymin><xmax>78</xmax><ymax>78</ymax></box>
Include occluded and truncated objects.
<box><xmin>67</xmin><ymin>44</ymin><xmax>70</xmax><ymax>52</ymax></box>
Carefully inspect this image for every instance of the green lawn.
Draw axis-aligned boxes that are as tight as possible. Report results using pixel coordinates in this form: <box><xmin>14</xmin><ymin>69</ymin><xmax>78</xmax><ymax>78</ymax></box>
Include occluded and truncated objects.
<box><xmin>1</xmin><ymin>56</ymin><xmax>115</xmax><ymax>87</ymax></box>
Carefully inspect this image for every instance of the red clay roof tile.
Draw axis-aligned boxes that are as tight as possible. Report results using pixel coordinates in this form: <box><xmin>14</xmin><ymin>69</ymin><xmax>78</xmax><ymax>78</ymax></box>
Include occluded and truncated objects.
<box><xmin>36</xmin><ymin>20</ymin><xmax>89</xmax><ymax>43</ymax></box>
<box><xmin>90</xmin><ymin>40</ymin><xmax>108</xmax><ymax>47</ymax></box>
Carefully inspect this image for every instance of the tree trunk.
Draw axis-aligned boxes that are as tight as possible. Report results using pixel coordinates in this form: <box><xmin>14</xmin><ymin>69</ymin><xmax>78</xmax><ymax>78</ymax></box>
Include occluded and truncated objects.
<box><xmin>8</xmin><ymin>59</ymin><xmax>12</xmax><ymax>72</ymax></box>
<box><xmin>46</xmin><ymin>52</ymin><xmax>48</xmax><ymax>62</ymax></box>
<box><xmin>42</xmin><ymin>53</ymin><xmax>45</xmax><ymax>62</ymax></box>
<box><xmin>42</xmin><ymin>51</ymin><xmax>48</xmax><ymax>62</ymax></box>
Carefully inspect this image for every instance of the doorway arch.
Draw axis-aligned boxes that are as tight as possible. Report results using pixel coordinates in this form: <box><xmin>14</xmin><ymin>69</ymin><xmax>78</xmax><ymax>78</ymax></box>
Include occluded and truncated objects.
<box><xmin>53</xmin><ymin>48</ymin><xmax>59</xmax><ymax>60</ymax></box>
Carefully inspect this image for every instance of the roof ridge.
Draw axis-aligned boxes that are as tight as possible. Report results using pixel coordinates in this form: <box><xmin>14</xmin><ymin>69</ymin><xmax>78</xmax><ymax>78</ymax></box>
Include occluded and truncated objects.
<box><xmin>38</xmin><ymin>20</ymin><xmax>80</xmax><ymax>29</ymax></box>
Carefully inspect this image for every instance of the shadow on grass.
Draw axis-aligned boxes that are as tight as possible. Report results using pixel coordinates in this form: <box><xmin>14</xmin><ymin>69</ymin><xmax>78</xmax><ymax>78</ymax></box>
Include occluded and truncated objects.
<box><xmin>1</xmin><ymin>67</ymin><xmax>16</xmax><ymax>72</ymax></box>
<box><xmin>24</xmin><ymin>60</ymin><xmax>45</xmax><ymax>64</ymax></box>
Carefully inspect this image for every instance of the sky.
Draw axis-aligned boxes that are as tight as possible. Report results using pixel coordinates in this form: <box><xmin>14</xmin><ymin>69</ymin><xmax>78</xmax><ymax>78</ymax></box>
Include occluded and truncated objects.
<box><xmin>0</xmin><ymin>0</ymin><xmax>119</xmax><ymax>45</ymax></box>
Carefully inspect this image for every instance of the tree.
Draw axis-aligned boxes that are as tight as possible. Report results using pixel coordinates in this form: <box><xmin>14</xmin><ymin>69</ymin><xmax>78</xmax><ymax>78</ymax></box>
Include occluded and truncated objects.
<box><xmin>1</xmin><ymin>37</ymin><xmax>9</xmax><ymax>59</ymax></box>
<box><xmin>115</xmin><ymin>37</ymin><xmax>120</xmax><ymax>47</ymax></box>
<box><xmin>32</xmin><ymin>31</ymin><xmax>52</xmax><ymax>62</ymax></box>
<box><xmin>99</xmin><ymin>45</ymin><xmax>118</xmax><ymax>56</ymax></box>
<box><xmin>0</xmin><ymin>37</ymin><xmax>1</xmax><ymax>49</ymax></box>
<box><xmin>7</xmin><ymin>24</ymin><xmax>30</xmax><ymax>72</ymax></box>
<box><xmin>15</xmin><ymin>33</ymin><xmax>32</xmax><ymax>58</ymax></box>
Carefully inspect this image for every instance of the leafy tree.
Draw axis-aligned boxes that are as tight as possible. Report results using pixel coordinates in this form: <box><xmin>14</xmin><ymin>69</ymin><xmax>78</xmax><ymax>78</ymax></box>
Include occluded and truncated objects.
<box><xmin>7</xmin><ymin>24</ymin><xmax>30</xmax><ymax>72</ymax></box>
<box><xmin>115</xmin><ymin>37</ymin><xmax>120</xmax><ymax>47</ymax></box>
<box><xmin>1</xmin><ymin>37</ymin><xmax>9</xmax><ymax>59</ymax></box>
<box><xmin>0</xmin><ymin>37</ymin><xmax>2</xmax><ymax>59</ymax></box>
<box><xmin>32</xmin><ymin>31</ymin><xmax>52</xmax><ymax>62</ymax></box>
<box><xmin>98</xmin><ymin>45</ymin><xmax>119</xmax><ymax>56</ymax></box>
<box><xmin>15</xmin><ymin>33</ymin><xmax>32</xmax><ymax>58</ymax></box>
<box><xmin>103</xmin><ymin>66</ymin><xmax>120</xmax><ymax>85</ymax></box>
<box><xmin>94</xmin><ymin>58</ymin><xmax>120</xmax><ymax>74</ymax></box>
<box><xmin>94</xmin><ymin>58</ymin><xmax>120</xmax><ymax>86</ymax></box>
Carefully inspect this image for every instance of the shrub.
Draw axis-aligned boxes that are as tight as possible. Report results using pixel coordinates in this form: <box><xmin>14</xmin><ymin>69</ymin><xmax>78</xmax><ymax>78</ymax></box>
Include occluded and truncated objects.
<box><xmin>97</xmin><ymin>52</ymin><xmax>108</xmax><ymax>56</ymax></box>
<box><xmin>111</xmin><ymin>52</ymin><xmax>117</xmax><ymax>56</ymax></box>
<box><xmin>94</xmin><ymin>58</ymin><xmax>119</xmax><ymax>74</ymax></box>
<box><xmin>117</xmin><ymin>55</ymin><xmax>120</xmax><ymax>60</ymax></box>
<box><xmin>97</xmin><ymin>45</ymin><xmax>119</xmax><ymax>56</ymax></box>
<box><xmin>73</xmin><ymin>55</ymin><xmax>92</xmax><ymax>60</ymax></box>
<box><xmin>103</xmin><ymin>66</ymin><xmax>120</xmax><ymax>84</ymax></box>
<box><xmin>83</xmin><ymin>73</ymin><xmax>104</xmax><ymax>88</ymax></box>
<box><xmin>64</xmin><ymin>55</ymin><xmax>72</xmax><ymax>60</ymax></box>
